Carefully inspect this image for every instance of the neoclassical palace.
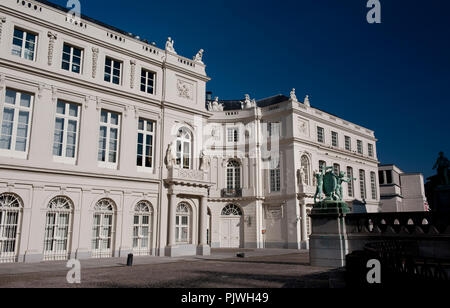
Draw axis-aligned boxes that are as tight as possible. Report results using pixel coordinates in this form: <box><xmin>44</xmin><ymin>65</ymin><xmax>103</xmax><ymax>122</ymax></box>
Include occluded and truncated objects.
<box><xmin>0</xmin><ymin>0</ymin><xmax>380</xmax><ymax>263</ymax></box>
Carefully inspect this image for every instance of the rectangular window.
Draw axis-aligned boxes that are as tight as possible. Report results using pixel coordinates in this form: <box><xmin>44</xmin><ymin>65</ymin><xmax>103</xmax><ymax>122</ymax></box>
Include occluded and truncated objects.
<box><xmin>140</xmin><ymin>69</ymin><xmax>155</xmax><ymax>94</ymax></box>
<box><xmin>332</xmin><ymin>131</ymin><xmax>338</xmax><ymax>147</ymax></box>
<box><xmin>368</xmin><ymin>143</ymin><xmax>374</xmax><ymax>157</ymax></box>
<box><xmin>345</xmin><ymin>136</ymin><xmax>351</xmax><ymax>151</ymax></box>
<box><xmin>98</xmin><ymin>110</ymin><xmax>121</xmax><ymax>167</ymax></box>
<box><xmin>61</xmin><ymin>44</ymin><xmax>83</xmax><ymax>74</ymax></box>
<box><xmin>317</xmin><ymin>127</ymin><xmax>324</xmax><ymax>143</ymax></box>
<box><xmin>386</xmin><ymin>170</ymin><xmax>393</xmax><ymax>184</ymax></box>
<box><xmin>53</xmin><ymin>100</ymin><xmax>80</xmax><ymax>162</ymax></box>
<box><xmin>270</xmin><ymin>168</ymin><xmax>281</xmax><ymax>192</ymax></box>
<box><xmin>379</xmin><ymin>171</ymin><xmax>385</xmax><ymax>185</ymax></box>
<box><xmin>333</xmin><ymin>163</ymin><xmax>340</xmax><ymax>175</ymax></box>
<box><xmin>347</xmin><ymin>167</ymin><xmax>354</xmax><ymax>197</ymax></box>
<box><xmin>104</xmin><ymin>57</ymin><xmax>122</xmax><ymax>85</ymax></box>
<box><xmin>137</xmin><ymin>118</ymin><xmax>155</xmax><ymax>169</ymax></box>
<box><xmin>319</xmin><ymin>160</ymin><xmax>326</xmax><ymax>173</ymax></box>
<box><xmin>359</xmin><ymin>170</ymin><xmax>366</xmax><ymax>199</ymax></box>
<box><xmin>12</xmin><ymin>28</ymin><xmax>37</xmax><ymax>61</ymax></box>
<box><xmin>370</xmin><ymin>172</ymin><xmax>377</xmax><ymax>200</ymax></box>
<box><xmin>357</xmin><ymin>140</ymin><xmax>363</xmax><ymax>154</ymax></box>
<box><xmin>227</xmin><ymin>128</ymin><xmax>239</xmax><ymax>143</ymax></box>
<box><xmin>0</xmin><ymin>89</ymin><xmax>34</xmax><ymax>158</ymax></box>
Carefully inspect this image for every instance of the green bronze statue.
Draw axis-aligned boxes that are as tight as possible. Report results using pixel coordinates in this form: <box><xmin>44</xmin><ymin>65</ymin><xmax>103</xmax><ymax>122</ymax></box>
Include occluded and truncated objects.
<box><xmin>314</xmin><ymin>169</ymin><xmax>324</xmax><ymax>204</ymax></box>
<box><xmin>336</xmin><ymin>171</ymin><xmax>357</xmax><ymax>201</ymax></box>
<box><xmin>433</xmin><ymin>152</ymin><xmax>450</xmax><ymax>186</ymax></box>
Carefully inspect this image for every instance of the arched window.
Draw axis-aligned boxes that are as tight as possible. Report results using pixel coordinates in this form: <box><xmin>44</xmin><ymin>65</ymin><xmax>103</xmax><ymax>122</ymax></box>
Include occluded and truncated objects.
<box><xmin>301</xmin><ymin>155</ymin><xmax>311</xmax><ymax>185</ymax></box>
<box><xmin>176</xmin><ymin>127</ymin><xmax>192</xmax><ymax>169</ymax></box>
<box><xmin>92</xmin><ymin>199</ymin><xmax>115</xmax><ymax>259</ymax></box>
<box><xmin>226</xmin><ymin>160</ymin><xmax>241</xmax><ymax>191</ymax></box>
<box><xmin>0</xmin><ymin>193</ymin><xmax>22</xmax><ymax>263</ymax></box>
<box><xmin>43</xmin><ymin>196</ymin><xmax>73</xmax><ymax>261</ymax></box>
<box><xmin>133</xmin><ymin>201</ymin><xmax>153</xmax><ymax>256</ymax></box>
<box><xmin>221</xmin><ymin>204</ymin><xmax>242</xmax><ymax>216</ymax></box>
<box><xmin>176</xmin><ymin>203</ymin><xmax>191</xmax><ymax>244</ymax></box>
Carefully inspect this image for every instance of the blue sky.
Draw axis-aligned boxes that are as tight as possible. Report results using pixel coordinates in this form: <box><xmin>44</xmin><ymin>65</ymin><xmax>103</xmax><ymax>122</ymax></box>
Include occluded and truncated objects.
<box><xmin>50</xmin><ymin>0</ymin><xmax>449</xmax><ymax>178</ymax></box>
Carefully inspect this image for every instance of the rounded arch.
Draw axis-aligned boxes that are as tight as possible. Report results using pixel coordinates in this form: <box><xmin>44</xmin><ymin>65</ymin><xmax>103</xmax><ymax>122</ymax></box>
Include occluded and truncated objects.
<box><xmin>134</xmin><ymin>200</ymin><xmax>153</xmax><ymax>213</ymax></box>
<box><xmin>176</xmin><ymin>202</ymin><xmax>192</xmax><ymax>244</ymax></box>
<box><xmin>176</xmin><ymin>127</ymin><xmax>193</xmax><ymax>169</ymax></box>
<box><xmin>177</xmin><ymin>202</ymin><xmax>191</xmax><ymax>214</ymax></box>
<box><xmin>94</xmin><ymin>198</ymin><xmax>116</xmax><ymax>212</ymax></box>
<box><xmin>300</xmin><ymin>154</ymin><xmax>312</xmax><ymax>186</ymax></box>
<box><xmin>0</xmin><ymin>193</ymin><xmax>23</xmax><ymax>208</ymax></box>
<box><xmin>47</xmin><ymin>196</ymin><xmax>74</xmax><ymax>211</ymax></box>
<box><xmin>221</xmin><ymin>204</ymin><xmax>243</xmax><ymax>216</ymax></box>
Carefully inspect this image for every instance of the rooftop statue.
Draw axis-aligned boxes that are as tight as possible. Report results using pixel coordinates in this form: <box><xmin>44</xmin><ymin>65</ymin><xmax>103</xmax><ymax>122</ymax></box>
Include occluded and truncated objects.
<box><xmin>208</xmin><ymin>97</ymin><xmax>224</xmax><ymax>112</ymax></box>
<box><xmin>304</xmin><ymin>95</ymin><xmax>311</xmax><ymax>107</ymax></box>
<box><xmin>290</xmin><ymin>88</ymin><xmax>298</xmax><ymax>103</ymax></box>
<box><xmin>165</xmin><ymin>37</ymin><xmax>177</xmax><ymax>54</ymax></box>
<box><xmin>193</xmin><ymin>49</ymin><xmax>204</xmax><ymax>64</ymax></box>
<box><xmin>433</xmin><ymin>152</ymin><xmax>450</xmax><ymax>186</ymax></box>
<box><xmin>242</xmin><ymin>94</ymin><xmax>256</xmax><ymax>110</ymax></box>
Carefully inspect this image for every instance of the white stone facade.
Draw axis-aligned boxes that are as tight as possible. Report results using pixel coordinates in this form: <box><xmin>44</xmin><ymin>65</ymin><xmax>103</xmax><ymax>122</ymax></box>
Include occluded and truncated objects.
<box><xmin>0</xmin><ymin>0</ymin><xmax>380</xmax><ymax>263</ymax></box>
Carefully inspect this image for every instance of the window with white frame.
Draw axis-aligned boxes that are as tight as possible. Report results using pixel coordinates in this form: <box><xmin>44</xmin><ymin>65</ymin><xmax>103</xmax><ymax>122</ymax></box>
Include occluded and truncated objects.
<box><xmin>226</xmin><ymin>160</ymin><xmax>241</xmax><ymax>191</ymax></box>
<box><xmin>347</xmin><ymin>167</ymin><xmax>354</xmax><ymax>198</ymax></box>
<box><xmin>137</xmin><ymin>118</ymin><xmax>155</xmax><ymax>169</ymax></box>
<box><xmin>331</xmin><ymin>131</ymin><xmax>338</xmax><ymax>147</ymax></box>
<box><xmin>176</xmin><ymin>127</ymin><xmax>192</xmax><ymax>169</ymax></box>
<box><xmin>0</xmin><ymin>193</ymin><xmax>22</xmax><ymax>263</ymax></box>
<box><xmin>370</xmin><ymin>172</ymin><xmax>377</xmax><ymax>200</ymax></box>
<box><xmin>98</xmin><ymin>110</ymin><xmax>120</xmax><ymax>167</ymax></box>
<box><xmin>53</xmin><ymin>100</ymin><xmax>80</xmax><ymax>162</ymax></box>
<box><xmin>11</xmin><ymin>28</ymin><xmax>37</xmax><ymax>61</ymax></box>
<box><xmin>176</xmin><ymin>203</ymin><xmax>190</xmax><ymax>244</ymax></box>
<box><xmin>132</xmin><ymin>201</ymin><xmax>153</xmax><ymax>256</ymax></box>
<box><xmin>91</xmin><ymin>199</ymin><xmax>115</xmax><ymax>259</ymax></box>
<box><xmin>368</xmin><ymin>143</ymin><xmax>374</xmax><ymax>158</ymax></box>
<box><xmin>227</xmin><ymin>127</ymin><xmax>239</xmax><ymax>143</ymax></box>
<box><xmin>300</xmin><ymin>155</ymin><xmax>311</xmax><ymax>186</ymax></box>
<box><xmin>43</xmin><ymin>196</ymin><xmax>73</xmax><ymax>261</ymax></box>
<box><xmin>270</xmin><ymin>160</ymin><xmax>281</xmax><ymax>192</ymax></box>
<box><xmin>333</xmin><ymin>163</ymin><xmax>340</xmax><ymax>175</ymax></box>
<box><xmin>359</xmin><ymin>170</ymin><xmax>367</xmax><ymax>199</ymax></box>
<box><xmin>104</xmin><ymin>57</ymin><xmax>122</xmax><ymax>85</ymax></box>
<box><xmin>61</xmin><ymin>44</ymin><xmax>83</xmax><ymax>74</ymax></box>
<box><xmin>345</xmin><ymin>136</ymin><xmax>351</xmax><ymax>151</ymax></box>
<box><xmin>357</xmin><ymin>140</ymin><xmax>363</xmax><ymax>154</ymax></box>
<box><xmin>140</xmin><ymin>69</ymin><xmax>155</xmax><ymax>94</ymax></box>
<box><xmin>0</xmin><ymin>89</ymin><xmax>33</xmax><ymax>158</ymax></box>
<box><xmin>317</xmin><ymin>127</ymin><xmax>324</xmax><ymax>143</ymax></box>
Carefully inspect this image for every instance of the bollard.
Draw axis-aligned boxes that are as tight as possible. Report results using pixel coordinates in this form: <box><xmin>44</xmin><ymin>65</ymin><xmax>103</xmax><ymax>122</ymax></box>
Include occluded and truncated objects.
<box><xmin>127</xmin><ymin>253</ymin><xmax>134</xmax><ymax>267</ymax></box>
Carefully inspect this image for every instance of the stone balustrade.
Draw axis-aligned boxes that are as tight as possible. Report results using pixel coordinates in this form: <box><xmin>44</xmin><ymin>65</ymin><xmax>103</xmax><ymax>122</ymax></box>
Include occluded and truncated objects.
<box><xmin>166</xmin><ymin>167</ymin><xmax>208</xmax><ymax>185</ymax></box>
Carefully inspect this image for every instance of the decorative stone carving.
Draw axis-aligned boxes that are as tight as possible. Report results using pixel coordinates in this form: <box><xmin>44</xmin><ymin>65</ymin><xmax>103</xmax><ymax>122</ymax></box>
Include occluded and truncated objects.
<box><xmin>199</xmin><ymin>150</ymin><xmax>211</xmax><ymax>171</ymax></box>
<box><xmin>290</xmin><ymin>88</ymin><xmax>298</xmax><ymax>103</ymax></box>
<box><xmin>96</xmin><ymin>97</ymin><xmax>102</xmax><ymax>110</ymax></box>
<box><xmin>298</xmin><ymin>118</ymin><xmax>309</xmax><ymax>136</ymax></box>
<box><xmin>0</xmin><ymin>74</ymin><xmax>5</xmax><ymax>91</ymax></box>
<box><xmin>130</xmin><ymin>60</ymin><xmax>136</xmax><ymax>89</ymax></box>
<box><xmin>47</xmin><ymin>31</ymin><xmax>58</xmax><ymax>66</ymax></box>
<box><xmin>304</xmin><ymin>95</ymin><xmax>311</xmax><ymax>107</ymax></box>
<box><xmin>193</xmin><ymin>49</ymin><xmax>204</xmax><ymax>64</ymax></box>
<box><xmin>0</xmin><ymin>17</ymin><xmax>6</xmax><ymax>44</ymax></box>
<box><xmin>177</xmin><ymin>79</ymin><xmax>193</xmax><ymax>100</ymax></box>
<box><xmin>207</xmin><ymin>97</ymin><xmax>224</xmax><ymax>112</ymax></box>
<box><xmin>165</xmin><ymin>37</ymin><xmax>177</xmax><ymax>54</ymax></box>
<box><xmin>92</xmin><ymin>47</ymin><xmax>99</xmax><ymax>78</ymax></box>
<box><xmin>241</xmin><ymin>94</ymin><xmax>256</xmax><ymax>110</ymax></box>
<box><xmin>51</xmin><ymin>86</ymin><xmax>58</xmax><ymax>103</ymax></box>
<box><xmin>165</xmin><ymin>141</ymin><xmax>176</xmax><ymax>168</ymax></box>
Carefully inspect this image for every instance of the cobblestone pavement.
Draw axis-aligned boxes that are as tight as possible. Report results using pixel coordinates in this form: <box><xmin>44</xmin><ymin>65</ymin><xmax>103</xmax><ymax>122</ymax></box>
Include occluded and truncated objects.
<box><xmin>0</xmin><ymin>250</ymin><xmax>345</xmax><ymax>288</ymax></box>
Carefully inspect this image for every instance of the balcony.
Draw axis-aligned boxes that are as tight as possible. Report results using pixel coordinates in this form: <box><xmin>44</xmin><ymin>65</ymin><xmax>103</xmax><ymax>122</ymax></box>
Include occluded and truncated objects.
<box><xmin>166</xmin><ymin>167</ymin><xmax>209</xmax><ymax>187</ymax></box>
<box><xmin>221</xmin><ymin>188</ymin><xmax>243</xmax><ymax>198</ymax></box>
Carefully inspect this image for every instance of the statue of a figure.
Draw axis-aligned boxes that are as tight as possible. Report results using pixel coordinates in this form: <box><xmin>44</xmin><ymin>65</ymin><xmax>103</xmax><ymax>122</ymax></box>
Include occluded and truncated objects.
<box><xmin>165</xmin><ymin>37</ymin><xmax>176</xmax><ymax>54</ymax></box>
<box><xmin>298</xmin><ymin>169</ymin><xmax>305</xmax><ymax>185</ymax></box>
<box><xmin>194</xmin><ymin>49</ymin><xmax>204</xmax><ymax>64</ymax></box>
<box><xmin>242</xmin><ymin>94</ymin><xmax>254</xmax><ymax>109</ymax></box>
<box><xmin>304</xmin><ymin>95</ymin><xmax>311</xmax><ymax>107</ymax></box>
<box><xmin>290</xmin><ymin>88</ymin><xmax>298</xmax><ymax>103</ymax></box>
<box><xmin>336</xmin><ymin>171</ymin><xmax>356</xmax><ymax>201</ymax></box>
<box><xmin>199</xmin><ymin>150</ymin><xmax>210</xmax><ymax>171</ymax></box>
<box><xmin>314</xmin><ymin>170</ymin><xmax>324</xmax><ymax>204</ymax></box>
<box><xmin>164</xmin><ymin>142</ymin><xmax>176</xmax><ymax>168</ymax></box>
<box><xmin>208</xmin><ymin>97</ymin><xmax>224</xmax><ymax>112</ymax></box>
<box><xmin>433</xmin><ymin>152</ymin><xmax>450</xmax><ymax>185</ymax></box>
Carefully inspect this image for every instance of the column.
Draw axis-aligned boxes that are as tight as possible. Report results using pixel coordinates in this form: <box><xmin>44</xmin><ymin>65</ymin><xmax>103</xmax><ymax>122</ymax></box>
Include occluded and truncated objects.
<box><xmin>167</xmin><ymin>193</ymin><xmax>177</xmax><ymax>247</ymax></box>
<box><xmin>300</xmin><ymin>200</ymin><xmax>308</xmax><ymax>243</ymax></box>
<box><xmin>199</xmin><ymin>196</ymin><xmax>207</xmax><ymax>245</ymax></box>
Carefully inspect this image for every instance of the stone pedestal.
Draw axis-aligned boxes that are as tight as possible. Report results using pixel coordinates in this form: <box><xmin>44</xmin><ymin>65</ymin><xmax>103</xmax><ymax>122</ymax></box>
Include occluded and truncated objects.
<box><xmin>312</xmin><ymin>200</ymin><xmax>350</xmax><ymax>215</ymax></box>
<box><xmin>309</xmin><ymin>211</ymin><xmax>349</xmax><ymax>268</ymax></box>
<box><xmin>196</xmin><ymin>244</ymin><xmax>211</xmax><ymax>256</ymax></box>
<box><xmin>433</xmin><ymin>185</ymin><xmax>450</xmax><ymax>213</ymax></box>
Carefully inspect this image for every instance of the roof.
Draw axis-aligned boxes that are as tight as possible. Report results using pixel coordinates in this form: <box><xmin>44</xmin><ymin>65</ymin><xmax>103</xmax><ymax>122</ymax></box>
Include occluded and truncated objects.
<box><xmin>35</xmin><ymin>0</ymin><xmax>155</xmax><ymax>45</ymax></box>
<box><xmin>206</xmin><ymin>94</ymin><xmax>289</xmax><ymax>111</ymax></box>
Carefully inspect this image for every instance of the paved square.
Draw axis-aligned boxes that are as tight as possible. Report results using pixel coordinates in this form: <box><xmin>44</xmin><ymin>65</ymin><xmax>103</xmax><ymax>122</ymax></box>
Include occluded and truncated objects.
<box><xmin>0</xmin><ymin>250</ymin><xmax>343</xmax><ymax>288</ymax></box>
